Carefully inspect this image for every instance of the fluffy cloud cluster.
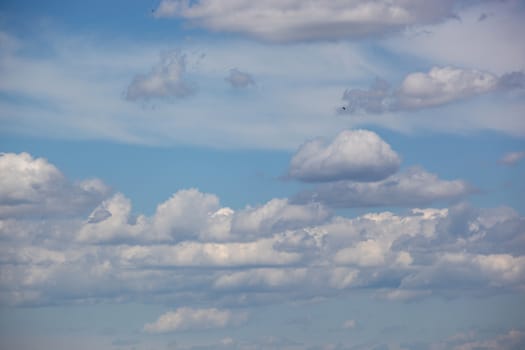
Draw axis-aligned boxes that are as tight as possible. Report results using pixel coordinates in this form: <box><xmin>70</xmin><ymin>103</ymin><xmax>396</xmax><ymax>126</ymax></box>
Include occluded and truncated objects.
<box><xmin>288</xmin><ymin>130</ymin><xmax>400</xmax><ymax>182</ymax></box>
<box><xmin>0</xmin><ymin>152</ymin><xmax>109</xmax><ymax>218</ymax></box>
<box><xmin>0</xmin><ymin>152</ymin><xmax>523</xmax><ymax>314</ymax></box>
<box><xmin>153</xmin><ymin>0</ymin><xmax>460</xmax><ymax>42</ymax></box>
<box><xmin>289</xmin><ymin>130</ymin><xmax>471</xmax><ymax>208</ymax></box>
<box><xmin>295</xmin><ymin>167</ymin><xmax>472</xmax><ymax>208</ymax></box>
<box><xmin>126</xmin><ymin>51</ymin><xmax>195</xmax><ymax>101</ymax></box>
<box><xmin>342</xmin><ymin>67</ymin><xmax>525</xmax><ymax>113</ymax></box>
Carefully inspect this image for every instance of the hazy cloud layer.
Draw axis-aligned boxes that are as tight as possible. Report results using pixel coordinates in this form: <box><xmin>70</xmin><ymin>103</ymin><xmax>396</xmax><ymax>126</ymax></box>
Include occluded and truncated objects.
<box><xmin>144</xmin><ymin>307</ymin><xmax>245</xmax><ymax>333</ymax></box>
<box><xmin>154</xmin><ymin>0</ymin><xmax>459</xmax><ymax>42</ymax></box>
<box><xmin>342</xmin><ymin>67</ymin><xmax>524</xmax><ymax>113</ymax></box>
<box><xmin>126</xmin><ymin>51</ymin><xmax>195</xmax><ymax>101</ymax></box>
<box><xmin>288</xmin><ymin>130</ymin><xmax>401</xmax><ymax>182</ymax></box>
<box><xmin>295</xmin><ymin>167</ymin><xmax>473</xmax><ymax>208</ymax></box>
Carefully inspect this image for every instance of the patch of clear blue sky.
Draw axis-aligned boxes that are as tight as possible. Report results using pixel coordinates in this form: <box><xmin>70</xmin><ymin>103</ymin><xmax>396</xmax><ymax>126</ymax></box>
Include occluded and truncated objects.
<box><xmin>1</xmin><ymin>293</ymin><xmax>524</xmax><ymax>348</ymax></box>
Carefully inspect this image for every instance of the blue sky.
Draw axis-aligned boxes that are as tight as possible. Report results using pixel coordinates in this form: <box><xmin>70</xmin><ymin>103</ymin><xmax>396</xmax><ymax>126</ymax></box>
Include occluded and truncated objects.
<box><xmin>1</xmin><ymin>1</ymin><xmax>524</xmax><ymax>349</ymax></box>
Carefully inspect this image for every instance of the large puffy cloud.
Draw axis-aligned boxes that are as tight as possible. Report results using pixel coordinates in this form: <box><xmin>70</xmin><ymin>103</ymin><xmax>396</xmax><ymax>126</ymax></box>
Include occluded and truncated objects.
<box><xmin>153</xmin><ymin>0</ymin><xmax>459</xmax><ymax>42</ymax></box>
<box><xmin>342</xmin><ymin>67</ymin><xmax>524</xmax><ymax>114</ymax></box>
<box><xmin>1</xmin><ymin>153</ymin><xmax>524</xmax><ymax>307</ymax></box>
<box><xmin>144</xmin><ymin>307</ymin><xmax>246</xmax><ymax>333</ymax></box>
<box><xmin>2</xmin><ymin>201</ymin><xmax>524</xmax><ymax>306</ymax></box>
<box><xmin>295</xmin><ymin>167</ymin><xmax>472</xmax><ymax>208</ymax></box>
<box><xmin>78</xmin><ymin>192</ymin><xmax>329</xmax><ymax>244</ymax></box>
<box><xmin>0</xmin><ymin>152</ymin><xmax>109</xmax><ymax>218</ymax></box>
<box><xmin>288</xmin><ymin>130</ymin><xmax>401</xmax><ymax>182</ymax></box>
<box><xmin>126</xmin><ymin>51</ymin><xmax>195</xmax><ymax>101</ymax></box>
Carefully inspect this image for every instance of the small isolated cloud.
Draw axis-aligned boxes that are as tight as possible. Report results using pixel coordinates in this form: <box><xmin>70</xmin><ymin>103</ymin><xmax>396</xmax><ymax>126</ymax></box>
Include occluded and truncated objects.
<box><xmin>342</xmin><ymin>320</ymin><xmax>356</xmax><ymax>329</ymax></box>
<box><xmin>342</xmin><ymin>67</ymin><xmax>525</xmax><ymax>113</ymax></box>
<box><xmin>499</xmin><ymin>151</ymin><xmax>525</xmax><ymax>166</ymax></box>
<box><xmin>144</xmin><ymin>307</ymin><xmax>246</xmax><ymax>333</ymax></box>
<box><xmin>153</xmin><ymin>0</ymin><xmax>459</xmax><ymax>42</ymax></box>
<box><xmin>288</xmin><ymin>130</ymin><xmax>401</xmax><ymax>183</ymax></box>
<box><xmin>0</xmin><ymin>152</ymin><xmax>109</xmax><ymax>218</ymax></box>
<box><xmin>225</xmin><ymin>68</ymin><xmax>255</xmax><ymax>88</ymax></box>
<box><xmin>295</xmin><ymin>167</ymin><xmax>472</xmax><ymax>208</ymax></box>
<box><xmin>126</xmin><ymin>51</ymin><xmax>195</xmax><ymax>101</ymax></box>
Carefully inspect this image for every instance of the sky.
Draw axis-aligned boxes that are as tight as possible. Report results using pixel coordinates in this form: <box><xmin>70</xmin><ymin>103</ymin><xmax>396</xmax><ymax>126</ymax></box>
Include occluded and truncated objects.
<box><xmin>0</xmin><ymin>1</ymin><xmax>524</xmax><ymax>349</ymax></box>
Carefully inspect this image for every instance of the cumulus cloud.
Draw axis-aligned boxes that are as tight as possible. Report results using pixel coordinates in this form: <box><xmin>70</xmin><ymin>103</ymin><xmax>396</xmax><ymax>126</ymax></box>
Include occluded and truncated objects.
<box><xmin>126</xmin><ymin>51</ymin><xmax>195</xmax><ymax>101</ymax></box>
<box><xmin>225</xmin><ymin>68</ymin><xmax>255</xmax><ymax>88</ymax></box>
<box><xmin>1</xmin><ymin>152</ymin><xmax>524</xmax><ymax>306</ymax></box>
<box><xmin>288</xmin><ymin>130</ymin><xmax>400</xmax><ymax>183</ymax></box>
<box><xmin>295</xmin><ymin>167</ymin><xmax>472</xmax><ymax>208</ymax></box>
<box><xmin>144</xmin><ymin>307</ymin><xmax>245</xmax><ymax>333</ymax></box>
<box><xmin>153</xmin><ymin>0</ymin><xmax>459</xmax><ymax>42</ymax></box>
<box><xmin>499</xmin><ymin>151</ymin><xmax>525</xmax><ymax>166</ymax></box>
<box><xmin>342</xmin><ymin>67</ymin><xmax>524</xmax><ymax>113</ymax></box>
<box><xmin>231</xmin><ymin>198</ymin><xmax>330</xmax><ymax>238</ymax></box>
<box><xmin>0</xmin><ymin>152</ymin><xmax>109</xmax><ymax>218</ymax></box>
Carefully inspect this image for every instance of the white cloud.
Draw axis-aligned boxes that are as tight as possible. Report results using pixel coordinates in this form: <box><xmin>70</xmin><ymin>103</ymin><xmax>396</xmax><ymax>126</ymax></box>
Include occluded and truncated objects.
<box><xmin>0</xmin><ymin>152</ymin><xmax>109</xmax><ymax>218</ymax></box>
<box><xmin>152</xmin><ymin>189</ymin><xmax>222</xmax><ymax>241</ymax></box>
<box><xmin>225</xmin><ymin>68</ymin><xmax>255</xmax><ymax>88</ymax></box>
<box><xmin>342</xmin><ymin>66</ymin><xmax>522</xmax><ymax>113</ymax></box>
<box><xmin>288</xmin><ymin>130</ymin><xmax>401</xmax><ymax>182</ymax></box>
<box><xmin>126</xmin><ymin>50</ymin><xmax>195</xmax><ymax>101</ymax></box>
<box><xmin>296</xmin><ymin>167</ymin><xmax>472</xmax><ymax>208</ymax></box>
<box><xmin>396</xmin><ymin>66</ymin><xmax>498</xmax><ymax>110</ymax></box>
<box><xmin>77</xmin><ymin>194</ymin><xmax>147</xmax><ymax>243</ymax></box>
<box><xmin>144</xmin><ymin>307</ymin><xmax>245</xmax><ymax>333</ymax></box>
<box><xmin>213</xmin><ymin>268</ymin><xmax>308</xmax><ymax>289</ymax></box>
<box><xmin>231</xmin><ymin>198</ymin><xmax>330</xmax><ymax>238</ymax></box>
<box><xmin>499</xmin><ymin>151</ymin><xmax>525</xmax><ymax>166</ymax></box>
<box><xmin>1</xmin><ymin>153</ymin><xmax>524</xmax><ymax>306</ymax></box>
<box><xmin>153</xmin><ymin>0</ymin><xmax>459</xmax><ymax>42</ymax></box>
